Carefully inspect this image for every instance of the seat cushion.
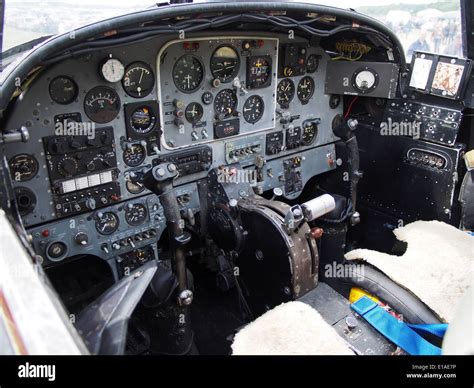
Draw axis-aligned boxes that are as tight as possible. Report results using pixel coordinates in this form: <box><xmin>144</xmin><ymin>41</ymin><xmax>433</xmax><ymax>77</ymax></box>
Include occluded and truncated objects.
<box><xmin>345</xmin><ymin>220</ymin><xmax>474</xmax><ymax>322</ymax></box>
<box><xmin>231</xmin><ymin>301</ymin><xmax>353</xmax><ymax>355</ymax></box>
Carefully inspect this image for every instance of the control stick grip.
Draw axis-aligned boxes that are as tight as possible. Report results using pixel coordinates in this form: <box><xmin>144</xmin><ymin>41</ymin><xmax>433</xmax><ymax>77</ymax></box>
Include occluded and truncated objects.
<box><xmin>143</xmin><ymin>164</ymin><xmax>181</xmax><ymax>224</ymax></box>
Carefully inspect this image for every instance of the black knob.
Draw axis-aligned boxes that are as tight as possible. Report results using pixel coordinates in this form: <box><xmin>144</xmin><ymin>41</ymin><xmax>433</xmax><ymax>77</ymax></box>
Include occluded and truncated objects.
<box><xmin>48</xmin><ymin>139</ymin><xmax>66</xmax><ymax>154</ymax></box>
<box><xmin>86</xmin><ymin>160</ymin><xmax>96</xmax><ymax>171</ymax></box>
<box><xmin>59</xmin><ymin>158</ymin><xmax>77</xmax><ymax>176</ymax></box>
<box><xmin>75</xmin><ymin>232</ymin><xmax>89</xmax><ymax>246</ymax></box>
<box><xmin>70</xmin><ymin>140</ymin><xmax>82</xmax><ymax>149</ymax></box>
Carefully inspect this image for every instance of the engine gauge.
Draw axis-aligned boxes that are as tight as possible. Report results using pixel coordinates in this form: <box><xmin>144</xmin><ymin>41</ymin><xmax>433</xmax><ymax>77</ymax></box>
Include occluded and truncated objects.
<box><xmin>247</xmin><ymin>56</ymin><xmax>272</xmax><ymax>89</ymax></box>
<box><xmin>185</xmin><ymin>102</ymin><xmax>204</xmax><ymax>124</ymax></box>
<box><xmin>125</xmin><ymin>171</ymin><xmax>145</xmax><ymax>194</ymax></box>
<box><xmin>202</xmin><ymin>92</ymin><xmax>213</xmax><ymax>105</ymax></box>
<box><xmin>84</xmin><ymin>86</ymin><xmax>121</xmax><ymax>123</ymax></box>
<box><xmin>173</xmin><ymin>55</ymin><xmax>204</xmax><ymax>93</ymax></box>
<box><xmin>210</xmin><ymin>45</ymin><xmax>240</xmax><ymax>83</ymax></box>
<box><xmin>125</xmin><ymin>203</ymin><xmax>148</xmax><ymax>226</ymax></box>
<box><xmin>214</xmin><ymin>89</ymin><xmax>238</xmax><ymax>120</ymax></box>
<box><xmin>95</xmin><ymin>211</ymin><xmax>119</xmax><ymax>235</ymax></box>
<box><xmin>122</xmin><ymin>62</ymin><xmax>155</xmax><ymax>98</ymax></box>
<box><xmin>306</xmin><ymin>54</ymin><xmax>320</xmax><ymax>73</ymax></box>
<box><xmin>101</xmin><ymin>58</ymin><xmax>125</xmax><ymax>83</ymax></box>
<box><xmin>297</xmin><ymin>76</ymin><xmax>315</xmax><ymax>104</ymax></box>
<box><xmin>123</xmin><ymin>144</ymin><xmax>146</xmax><ymax>167</ymax></box>
<box><xmin>129</xmin><ymin>106</ymin><xmax>157</xmax><ymax>134</ymax></box>
<box><xmin>49</xmin><ymin>76</ymin><xmax>78</xmax><ymax>105</ymax></box>
<box><xmin>277</xmin><ymin>78</ymin><xmax>295</xmax><ymax>108</ymax></box>
<box><xmin>353</xmin><ymin>68</ymin><xmax>378</xmax><ymax>93</ymax></box>
<box><xmin>9</xmin><ymin>154</ymin><xmax>39</xmax><ymax>182</ymax></box>
<box><xmin>243</xmin><ymin>95</ymin><xmax>264</xmax><ymax>124</ymax></box>
<box><xmin>302</xmin><ymin>120</ymin><xmax>318</xmax><ymax>145</ymax></box>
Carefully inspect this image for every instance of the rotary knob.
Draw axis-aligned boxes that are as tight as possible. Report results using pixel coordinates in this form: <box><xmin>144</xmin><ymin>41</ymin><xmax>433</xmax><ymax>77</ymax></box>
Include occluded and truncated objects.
<box><xmin>58</xmin><ymin>157</ymin><xmax>78</xmax><ymax>176</ymax></box>
<box><xmin>85</xmin><ymin>198</ymin><xmax>96</xmax><ymax>210</ymax></box>
<box><xmin>74</xmin><ymin>232</ymin><xmax>89</xmax><ymax>246</ymax></box>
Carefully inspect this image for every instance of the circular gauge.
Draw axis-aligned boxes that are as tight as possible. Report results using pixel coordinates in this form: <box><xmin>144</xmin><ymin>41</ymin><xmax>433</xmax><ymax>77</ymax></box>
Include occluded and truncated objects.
<box><xmin>173</xmin><ymin>54</ymin><xmax>204</xmax><ymax>93</ymax></box>
<box><xmin>283</xmin><ymin>67</ymin><xmax>295</xmax><ymax>77</ymax></box>
<box><xmin>14</xmin><ymin>187</ymin><xmax>36</xmax><ymax>216</ymax></box>
<box><xmin>247</xmin><ymin>56</ymin><xmax>272</xmax><ymax>89</ymax></box>
<box><xmin>214</xmin><ymin>89</ymin><xmax>238</xmax><ymax>120</ymax></box>
<box><xmin>125</xmin><ymin>172</ymin><xmax>145</xmax><ymax>194</ymax></box>
<box><xmin>101</xmin><ymin>58</ymin><xmax>125</xmax><ymax>83</ymax></box>
<box><xmin>297</xmin><ymin>76</ymin><xmax>315</xmax><ymax>104</ymax></box>
<box><xmin>353</xmin><ymin>68</ymin><xmax>378</xmax><ymax>93</ymax></box>
<box><xmin>95</xmin><ymin>212</ymin><xmax>119</xmax><ymax>235</ymax></box>
<box><xmin>202</xmin><ymin>91</ymin><xmax>213</xmax><ymax>105</ymax></box>
<box><xmin>49</xmin><ymin>76</ymin><xmax>78</xmax><ymax>105</ymax></box>
<box><xmin>84</xmin><ymin>86</ymin><xmax>121</xmax><ymax>123</ymax></box>
<box><xmin>130</xmin><ymin>106</ymin><xmax>157</xmax><ymax>134</ymax></box>
<box><xmin>185</xmin><ymin>102</ymin><xmax>204</xmax><ymax>124</ymax></box>
<box><xmin>123</xmin><ymin>144</ymin><xmax>146</xmax><ymax>167</ymax></box>
<box><xmin>243</xmin><ymin>95</ymin><xmax>264</xmax><ymax>124</ymax></box>
<box><xmin>210</xmin><ymin>45</ymin><xmax>240</xmax><ymax>83</ymax></box>
<box><xmin>277</xmin><ymin>78</ymin><xmax>295</xmax><ymax>108</ymax></box>
<box><xmin>9</xmin><ymin>154</ymin><xmax>39</xmax><ymax>182</ymax></box>
<box><xmin>302</xmin><ymin>121</ymin><xmax>318</xmax><ymax>145</ymax></box>
<box><xmin>306</xmin><ymin>54</ymin><xmax>320</xmax><ymax>73</ymax></box>
<box><xmin>57</xmin><ymin>156</ymin><xmax>79</xmax><ymax>177</ymax></box>
<box><xmin>125</xmin><ymin>203</ymin><xmax>148</xmax><ymax>226</ymax></box>
<box><xmin>122</xmin><ymin>62</ymin><xmax>155</xmax><ymax>98</ymax></box>
<box><xmin>47</xmin><ymin>241</ymin><xmax>68</xmax><ymax>261</ymax></box>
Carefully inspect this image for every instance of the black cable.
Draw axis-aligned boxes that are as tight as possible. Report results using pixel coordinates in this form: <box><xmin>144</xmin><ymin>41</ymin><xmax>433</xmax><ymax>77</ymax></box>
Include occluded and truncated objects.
<box><xmin>41</xmin><ymin>12</ymin><xmax>399</xmax><ymax>66</ymax></box>
<box><xmin>225</xmin><ymin>253</ymin><xmax>254</xmax><ymax>322</ymax></box>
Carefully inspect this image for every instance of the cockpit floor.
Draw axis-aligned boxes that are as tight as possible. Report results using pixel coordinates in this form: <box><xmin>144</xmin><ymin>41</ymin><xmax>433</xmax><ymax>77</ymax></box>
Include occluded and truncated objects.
<box><xmin>189</xmin><ymin>263</ymin><xmax>247</xmax><ymax>355</ymax></box>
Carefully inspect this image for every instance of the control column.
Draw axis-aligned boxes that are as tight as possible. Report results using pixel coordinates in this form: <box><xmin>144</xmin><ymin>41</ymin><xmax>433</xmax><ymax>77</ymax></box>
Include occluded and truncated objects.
<box><xmin>143</xmin><ymin>163</ymin><xmax>192</xmax><ymax>302</ymax></box>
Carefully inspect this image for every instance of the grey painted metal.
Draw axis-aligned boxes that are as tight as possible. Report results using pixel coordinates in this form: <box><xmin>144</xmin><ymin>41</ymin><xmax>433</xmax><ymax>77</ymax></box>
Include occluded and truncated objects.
<box><xmin>0</xmin><ymin>210</ymin><xmax>87</xmax><ymax>355</ymax></box>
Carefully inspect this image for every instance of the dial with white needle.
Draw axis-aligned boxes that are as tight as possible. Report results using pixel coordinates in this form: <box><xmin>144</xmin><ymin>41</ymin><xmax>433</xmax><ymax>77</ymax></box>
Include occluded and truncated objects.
<box><xmin>185</xmin><ymin>102</ymin><xmax>203</xmax><ymax>124</ymax></box>
<box><xmin>243</xmin><ymin>95</ymin><xmax>264</xmax><ymax>124</ymax></box>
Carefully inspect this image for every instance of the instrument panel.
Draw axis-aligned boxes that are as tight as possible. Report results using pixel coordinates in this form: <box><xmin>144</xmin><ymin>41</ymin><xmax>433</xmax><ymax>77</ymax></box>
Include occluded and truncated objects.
<box><xmin>3</xmin><ymin>31</ymin><xmax>341</xmax><ymax>274</ymax></box>
<box><xmin>157</xmin><ymin>37</ymin><xmax>279</xmax><ymax>149</ymax></box>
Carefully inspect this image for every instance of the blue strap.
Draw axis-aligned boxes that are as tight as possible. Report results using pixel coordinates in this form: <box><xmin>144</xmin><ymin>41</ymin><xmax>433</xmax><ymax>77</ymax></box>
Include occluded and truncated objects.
<box><xmin>351</xmin><ymin>296</ymin><xmax>445</xmax><ymax>355</ymax></box>
<box><xmin>408</xmin><ymin>323</ymin><xmax>448</xmax><ymax>338</ymax></box>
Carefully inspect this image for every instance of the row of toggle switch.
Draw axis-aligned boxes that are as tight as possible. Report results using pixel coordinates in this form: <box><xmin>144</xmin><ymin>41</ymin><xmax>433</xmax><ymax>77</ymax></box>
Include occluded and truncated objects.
<box><xmin>101</xmin><ymin>228</ymin><xmax>158</xmax><ymax>254</ymax></box>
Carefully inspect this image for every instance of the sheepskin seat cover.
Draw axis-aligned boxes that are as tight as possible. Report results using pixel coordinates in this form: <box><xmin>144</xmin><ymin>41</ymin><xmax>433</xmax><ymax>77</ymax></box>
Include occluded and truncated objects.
<box><xmin>345</xmin><ymin>220</ymin><xmax>474</xmax><ymax>322</ymax></box>
<box><xmin>232</xmin><ymin>301</ymin><xmax>353</xmax><ymax>355</ymax></box>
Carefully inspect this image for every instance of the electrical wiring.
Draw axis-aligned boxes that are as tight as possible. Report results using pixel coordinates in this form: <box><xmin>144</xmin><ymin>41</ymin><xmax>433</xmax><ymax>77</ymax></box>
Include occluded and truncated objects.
<box><xmin>331</xmin><ymin>41</ymin><xmax>372</xmax><ymax>61</ymax></box>
<box><xmin>344</xmin><ymin>96</ymin><xmax>359</xmax><ymax>118</ymax></box>
<box><xmin>41</xmin><ymin>12</ymin><xmax>399</xmax><ymax>66</ymax></box>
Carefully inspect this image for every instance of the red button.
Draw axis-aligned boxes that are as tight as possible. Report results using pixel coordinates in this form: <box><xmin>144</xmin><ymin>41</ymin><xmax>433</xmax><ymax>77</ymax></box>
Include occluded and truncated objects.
<box><xmin>41</xmin><ymin>230</ymin><xmax>50</xmax><ymax>237</ymax></box>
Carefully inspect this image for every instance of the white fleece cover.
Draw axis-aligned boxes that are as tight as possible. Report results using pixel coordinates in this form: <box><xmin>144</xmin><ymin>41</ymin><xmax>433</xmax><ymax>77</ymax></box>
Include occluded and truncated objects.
<box><xmin>345</xmin><ymin>220</ymin><xmax>474</xmax><ymax>322</ymax></box>
<box><xmin>231</xmin><ymin>301</ymin><xmax>353</xmax><ymax>355</ymax></box>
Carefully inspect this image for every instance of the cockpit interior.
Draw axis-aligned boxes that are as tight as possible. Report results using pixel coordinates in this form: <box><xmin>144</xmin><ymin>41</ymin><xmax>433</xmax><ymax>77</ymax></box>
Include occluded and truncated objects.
<box><xmin>0</xmin><ymin>0</ymin><xmax>473</xmax><ymax>356</ymax></box>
